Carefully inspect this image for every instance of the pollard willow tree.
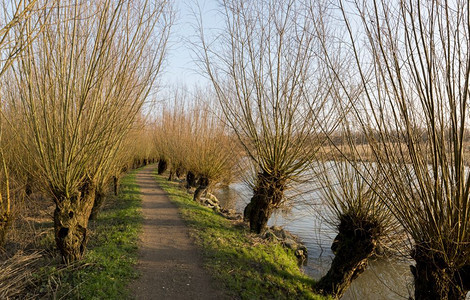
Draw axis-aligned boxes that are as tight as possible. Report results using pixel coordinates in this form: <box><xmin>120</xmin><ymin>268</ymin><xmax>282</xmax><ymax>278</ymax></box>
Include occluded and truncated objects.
<box><xmin>0</xmin><ymin>0</ymin><xmax>50</xmax><ymax>245</ymax></box>
<box><xmin>313</xmin><ymin>150</ymin><xmax>401</xmax><ymax>298</ymax></box>
<box><xmin>323</xmin><ymin>0</ymin><xmax>470</xmax><ymax>298</ymax></box>
<box><xmin>199</xmin><ymin>0</ymin><xmax>336</xmax><ymax>233</ymax></box>
<box><xmin>154</xmin><ymin>87</ymin><xmax>236</xmax><ymax>198</ymax></box>
<box><xmin>90</xmin><ymin>114</ymin><xmax>157</xmax><ymax>220</ymax></box>
<box><xmin>8</xmin><ymin>0</ymin><xmax>171</xmax><ymax>263</ymax></box>
<box><xmin>155</xmin><ymin>88</ymin><xmax>192</xmax><ymax>181</ymax></box>
<box><xmin>185</xmin><ymin>91</ymin><xmax>236</xmax><ymax>202</ymax></box>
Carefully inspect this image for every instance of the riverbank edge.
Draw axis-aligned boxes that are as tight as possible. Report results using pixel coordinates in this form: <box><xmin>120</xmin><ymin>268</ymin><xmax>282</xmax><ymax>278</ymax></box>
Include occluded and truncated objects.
<box><xmin>155</xmin><ymin>174</ymin><xmax>328</xmax><ymax>300</ymax></box>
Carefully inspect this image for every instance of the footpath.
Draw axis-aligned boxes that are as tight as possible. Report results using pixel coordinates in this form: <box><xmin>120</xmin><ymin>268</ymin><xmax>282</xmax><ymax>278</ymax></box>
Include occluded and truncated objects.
<box><xmin>132</xmin><ymin>165</ymin><xmax>227</xmax><ymax>300</ymax></box>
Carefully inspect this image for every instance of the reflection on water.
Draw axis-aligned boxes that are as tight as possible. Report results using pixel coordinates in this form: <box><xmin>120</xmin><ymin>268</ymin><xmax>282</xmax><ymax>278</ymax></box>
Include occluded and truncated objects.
<box><xmin>214</xmin><ymin>182</ymin><xmax>413</xmax><ymax>300</ymax></box>
<box><xmin>213</xmin><ymin>183</ymin><xmax>249</xmax><ymax>213</ymax></box>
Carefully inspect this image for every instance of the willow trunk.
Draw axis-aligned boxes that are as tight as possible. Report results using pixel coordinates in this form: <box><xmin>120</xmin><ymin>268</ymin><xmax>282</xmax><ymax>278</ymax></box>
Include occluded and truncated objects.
<box><xmin>113</xmin><ymin>176</ymin><xmax>119</xmax><ymax>196</ymax></box>
<box><xmin>158</xmin><ymin>159</ymin><xmax>168</xmax><ymax>175</ymax></box>
<box><xmin>89</xmin><ymin>190</ymin><xmax>106</xmax><ymax>220</ymax></box>
<box><xmin>411</xmin><ymin>246</ymin><xmax>469</xmax><ymax>300</ymax></box>
<box><xmin>194</xmin><ymin>177</ymin><xmax>210</xmax><ymax>202</ymax></box>
<box><xmin>243</xmin><ymin>171</ymin><xmax>285</xmax><ymax>234</ymax></box>
<box><xmin>315</xmin><ymin>214</ymin><xmax>380</xmax><ymax>298</ymax></box>
<box><xmin>53</xmin><ymin>182</ymin><xmax>96</xmax><ymax>264</ymax></box>
<box><xmin>175</xmin><ymin>165</ymin><xmax>185</xmax><ymax>178</ymax></box>
<box><xmin>186</xmin><ymin>171</ymin><xmax>197</xmax><ymax>189</ymax></box>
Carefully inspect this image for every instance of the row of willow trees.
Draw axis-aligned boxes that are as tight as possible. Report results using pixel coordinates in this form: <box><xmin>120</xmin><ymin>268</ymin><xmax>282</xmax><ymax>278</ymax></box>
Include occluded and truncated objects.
<box><xmin>0</xmin><ymin>0</ymin><xmax>171</xmax><ymax>265</ymax></box>
<box><xmin>153</xmin><ymin>87</ymin><xmax>238</xmax><ymax>199</ymax></box>
<box><xmin>1</xmin><ymin>0</ymin><xmax>469</xmax><ymax>299</ymax></box>
<box><xmin>155</xmin><ymin>0</ymin><xmax>470</xmax><ymax>299</ymax></box>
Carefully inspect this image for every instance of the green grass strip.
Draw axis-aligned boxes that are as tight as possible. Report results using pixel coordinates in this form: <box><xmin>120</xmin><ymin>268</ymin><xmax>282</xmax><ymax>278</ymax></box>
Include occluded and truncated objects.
<box><xmin>38</xmin><ymin>170</ymin><xmax>142</xmax><ymax>299</ymax></box>
<box><xmin>155</xmin><ymin>174</ymin><xmax>326</xmax><ymax>300</ymax></box>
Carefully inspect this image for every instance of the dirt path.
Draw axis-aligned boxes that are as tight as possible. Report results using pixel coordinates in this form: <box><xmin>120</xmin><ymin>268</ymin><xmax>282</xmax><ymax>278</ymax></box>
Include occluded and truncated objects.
<box><xmin>132</xmin><ymin>165</ymin><xmax>228</xmax><ymax>300</ymax></box>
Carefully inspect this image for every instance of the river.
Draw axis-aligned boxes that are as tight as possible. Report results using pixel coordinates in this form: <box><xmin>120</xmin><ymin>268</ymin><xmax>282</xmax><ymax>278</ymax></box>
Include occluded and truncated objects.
<box><xmin>214</xmin><ymin>181</ymin><xmax>413</xmax><ymax>299</ymax></box>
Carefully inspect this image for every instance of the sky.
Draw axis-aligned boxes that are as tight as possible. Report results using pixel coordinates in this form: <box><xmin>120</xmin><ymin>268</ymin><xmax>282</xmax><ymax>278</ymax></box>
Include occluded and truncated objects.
<box><xmin>161</xmin><ymin>0</ymin><xmax>222</xmax><ymax>88</ymax></box>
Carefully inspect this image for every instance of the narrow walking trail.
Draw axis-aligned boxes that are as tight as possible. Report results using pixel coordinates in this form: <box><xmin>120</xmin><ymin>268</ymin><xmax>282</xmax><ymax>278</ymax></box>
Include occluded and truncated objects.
<box><xmin>132</xmin><ymin>165</ymin><xmax>227</xmax><ymax>300</ymax></box>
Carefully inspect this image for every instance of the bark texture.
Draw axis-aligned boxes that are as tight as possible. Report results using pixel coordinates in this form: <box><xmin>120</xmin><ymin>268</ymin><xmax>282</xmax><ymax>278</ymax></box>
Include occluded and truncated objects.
<box><xmin>411</xmin><ymin>245</ymin><xmax>469</xmax><ymax>300</ymax></box>
<box><xmin>315</xmin><ymin>213</ymin><xmax>380</xmax><ymax>299</ymax></box>
<box><xmin>53</xmin><ymin>181</ymin><xmax>96</xmax><ymax>264</ymax></box>
<box><xmin>89</xmin><ymin>190</ymin><xmax>106</xmax><ymax>220</ymax></box>
<box><xmin>244</xmin><ymin>171</ymin><xmax>285</xmax><ymax>234</ymax></box>
<box><xmin>133</xmin><ymin>159</ymin><xmax>143</xmax><ymax>169</ymax></box>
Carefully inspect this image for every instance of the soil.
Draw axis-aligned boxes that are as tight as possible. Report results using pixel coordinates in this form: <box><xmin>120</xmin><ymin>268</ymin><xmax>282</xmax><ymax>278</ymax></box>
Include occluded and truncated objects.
<box><xmin>132</xmin><ymin>165</ymin><xmax>229</xmax><ymax>300</ymax></box>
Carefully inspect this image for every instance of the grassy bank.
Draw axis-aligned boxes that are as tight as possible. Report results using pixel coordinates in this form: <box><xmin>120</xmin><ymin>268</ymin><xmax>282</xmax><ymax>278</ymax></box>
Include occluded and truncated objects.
<box><xmin>33</xmin><ymin>171</ymin><xmax>142</xmax><ymax>299</ymax></box>
<box><xmin>155</xmin><ymin>174</ymin><xmax>325</xmax><ymax>300</ymax></box>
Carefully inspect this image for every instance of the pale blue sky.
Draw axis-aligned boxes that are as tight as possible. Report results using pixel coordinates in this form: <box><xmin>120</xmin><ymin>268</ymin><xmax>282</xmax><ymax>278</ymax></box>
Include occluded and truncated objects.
<box><xmin>162</xmin><ymin>0</ymin><xmax>222</xmax><ymax>88</ymax></box>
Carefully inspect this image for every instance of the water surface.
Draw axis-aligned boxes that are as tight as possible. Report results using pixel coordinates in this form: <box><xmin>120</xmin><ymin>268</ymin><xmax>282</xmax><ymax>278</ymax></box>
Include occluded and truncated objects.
<box><xmin>214</xmin><ymin>181</ymin><xmax>413</xmax><ymax>299</ymax></box>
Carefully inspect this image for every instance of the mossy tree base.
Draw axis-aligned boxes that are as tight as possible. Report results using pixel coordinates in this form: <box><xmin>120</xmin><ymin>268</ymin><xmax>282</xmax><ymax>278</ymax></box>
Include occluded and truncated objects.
<box><xmin>244</xmin><ymin>194</ymin><xmax>273</xmax><ymax>234</ymax></box>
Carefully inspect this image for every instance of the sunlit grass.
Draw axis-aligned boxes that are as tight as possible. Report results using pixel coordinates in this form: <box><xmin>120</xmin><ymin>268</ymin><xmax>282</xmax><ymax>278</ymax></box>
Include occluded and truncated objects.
<box><xmin>33</xmin><ymin>170</ymin><xmax>142</xmax><ymax>299</ymax></box>
<box><xmin>155</xmin><ymin>174</ymin><xmax>327</xmax><ymax>300</ymax></box>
